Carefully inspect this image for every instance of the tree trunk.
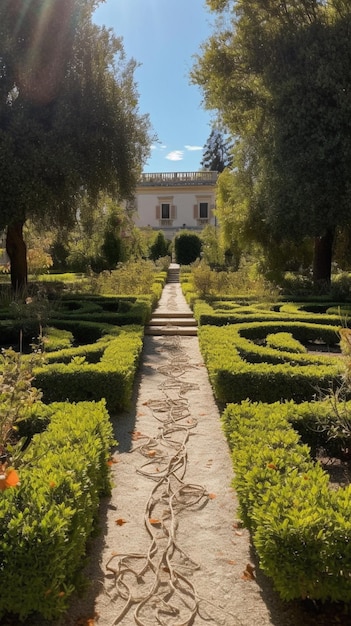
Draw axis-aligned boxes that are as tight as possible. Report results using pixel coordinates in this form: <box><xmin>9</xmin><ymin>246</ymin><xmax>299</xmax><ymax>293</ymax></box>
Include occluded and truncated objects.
<box><xmin>6</xmin><ymin>221</ymin><xmax>28</xmax><ymax>292</ymax></box>
<box><xmin>313</xmin><ymin>227</ymin><xmax>335</xmax><ymax>289</ymax></box>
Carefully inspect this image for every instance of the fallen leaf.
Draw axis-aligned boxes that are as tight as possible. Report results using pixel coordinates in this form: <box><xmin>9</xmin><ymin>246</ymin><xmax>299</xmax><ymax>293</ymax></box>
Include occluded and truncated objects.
<box><xmin>107</xmin><ymin>458</ymin><xmax>119</xmax><ymax>466</ymax></box>
<box><xmin>115</xmin><ymin>518</ymin><xmax>128</xmax><ymax>526</ymax></box>
<box><xmin>147</xmin><ymin>450</ymin><xmax>156</xmax><ymax>457</ymax></box>
<box><xmin>207</xmin><ymin>493</ymin><xmax>216</xmax><ymax>499</ymax></box>
<box><xmin>234</xmin><ymin>530</ymin><xmax>243</xmax><ymax>536</ymax></box>
<box><xmin>131</xmin><ymin>431</ymin><xmax>143</xmax><ymax>440</ymax></box>
<box><xmin>149</xmin><ymin>518</ymin><xmax>161</xmax><ymax>525</ymax></box>
<box><xmin>241</xmin><ymin>563</ymin><xmax>255</xmax><ymax>581</ymax></box>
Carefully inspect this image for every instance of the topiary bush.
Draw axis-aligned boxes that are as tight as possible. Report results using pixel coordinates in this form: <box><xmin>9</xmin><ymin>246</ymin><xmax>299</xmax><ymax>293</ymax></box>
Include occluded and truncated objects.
<box><xmin>174</xmin><ymin>232</ymin><xmax>202</xmax><ymax>265</ymax></box>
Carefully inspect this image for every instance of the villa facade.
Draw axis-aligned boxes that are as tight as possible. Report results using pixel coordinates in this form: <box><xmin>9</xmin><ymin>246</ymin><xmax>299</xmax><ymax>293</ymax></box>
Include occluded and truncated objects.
<box><xmin>134</xmin><ymin>171</ymin><xmax>218</xmax><ymax>239</ymax></box>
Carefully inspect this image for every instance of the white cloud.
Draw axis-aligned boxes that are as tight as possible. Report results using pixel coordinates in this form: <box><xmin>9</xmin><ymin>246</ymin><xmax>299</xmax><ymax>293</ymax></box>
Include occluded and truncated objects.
<box><xmin>184</xmin><ymin>145</ymin><xmax>203</xmax><ymax>151</ymax></box>
<box><xmin>166</xmin><ymin>150</ymin><xmax>184</xmax><ymax>161</ymax></box>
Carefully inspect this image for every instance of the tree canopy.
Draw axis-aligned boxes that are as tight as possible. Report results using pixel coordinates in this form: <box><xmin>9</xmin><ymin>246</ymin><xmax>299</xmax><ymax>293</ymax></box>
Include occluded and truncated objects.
<box><xmin>192</xmin><ymin>0</ymin><xmax>351</xmax><ymax>285</ymax></box>
<box><xmin>201</xmin><ymin>127</ymin><xmax>233</xmax><ymax>173</ymax></box>
<box><xmin>0</xmin><ymin>0</ymin><xmax>152</xmax><ymax>288</ymax></box>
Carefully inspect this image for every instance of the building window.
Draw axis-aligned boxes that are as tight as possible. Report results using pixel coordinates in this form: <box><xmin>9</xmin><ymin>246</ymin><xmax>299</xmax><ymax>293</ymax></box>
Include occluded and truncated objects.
<box><xmin>161</xmin><ymin>203</ymin><xmax>170</xmax><ymax>219</ymax></box>
<box><xmin>199</xmin><ymin>202</ymin><xmax>208</xmax><ymax>219</ymax></box>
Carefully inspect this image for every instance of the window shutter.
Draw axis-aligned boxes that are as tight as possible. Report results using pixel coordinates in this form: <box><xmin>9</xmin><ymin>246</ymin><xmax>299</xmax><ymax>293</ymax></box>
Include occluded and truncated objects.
<box><xmin>171</xmin><ymin>205</ymin><xmax>177</xmax><ymax>219</ymax></box>
<box><xmin>155</xmin><ymin>205</ymin><xmax>160</xmax><ymax>219</ymax></box>
<box><xmin>193</xmin><ymin>204</ymin><xmax>198</xmax><ymax>219</ymax></box>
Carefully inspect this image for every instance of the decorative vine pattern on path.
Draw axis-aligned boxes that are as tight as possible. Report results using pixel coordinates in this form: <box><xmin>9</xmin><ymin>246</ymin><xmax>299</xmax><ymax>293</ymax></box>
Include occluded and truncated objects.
<box><xmin>104</xmin><ymin>281</ymin><xmax>243</xmax><ymax>625</ymax></box>
<box><xmin>106</xmin><ymin>334</ymin><xmax>240</xmax><ymax>625</ymax></box>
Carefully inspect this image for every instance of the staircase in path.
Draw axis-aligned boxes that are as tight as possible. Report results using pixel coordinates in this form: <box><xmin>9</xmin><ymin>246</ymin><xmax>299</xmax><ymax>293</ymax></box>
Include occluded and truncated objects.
<box><xmin>145</xmin><ymin>264</ymin><xmax>198</xmax><ymax>336</ymax></box>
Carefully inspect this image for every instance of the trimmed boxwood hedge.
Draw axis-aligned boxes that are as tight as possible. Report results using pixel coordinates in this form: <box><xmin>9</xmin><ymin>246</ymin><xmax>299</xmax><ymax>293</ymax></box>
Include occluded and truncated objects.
<box><xmin>0</xmin><ymin>400</ymin><xmax>113</xmax><ymax>620</ymax></box>
<box><xmin>222</xmin><ymin>400</ymin><xmax>351</xmax><ymax>603</ymax></box>
<box><xmin>199</xmin><ymin>323</ymin><xmax>342</xmax><ymax>404</ymax></box>
<box><xmin>34</xmin><ymin>327</ymin><xmax>143</xmax><ymax>412</ymax></box>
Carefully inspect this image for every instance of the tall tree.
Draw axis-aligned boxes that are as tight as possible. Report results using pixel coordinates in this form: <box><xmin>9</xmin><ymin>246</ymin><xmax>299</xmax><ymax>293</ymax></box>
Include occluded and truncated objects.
<box><xmin>0</xmin><ymin>0</ymin><xmax>151</xmax><ymax>290</ymax></box>
<box><xmin>192</xmin><ymin>0</ymin><xmax>351</xmax><ymax>287</ymax></box>
<box><xmin>201</xmin><ymin>127</ymin><xmax>233</xmax><ymax>172</ymax></box>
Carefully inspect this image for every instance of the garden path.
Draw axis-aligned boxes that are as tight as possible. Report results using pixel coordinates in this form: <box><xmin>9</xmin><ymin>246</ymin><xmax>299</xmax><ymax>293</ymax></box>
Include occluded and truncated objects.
<box><xmin>50</xmin><ymin>265</ymin><xmax>344</xmax><ymax>626</ymax></box>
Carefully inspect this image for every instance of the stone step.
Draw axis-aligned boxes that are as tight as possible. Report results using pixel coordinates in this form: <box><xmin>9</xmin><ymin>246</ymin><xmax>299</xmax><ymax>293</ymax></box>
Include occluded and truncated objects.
<box><xmin>145</xmin><ymin>326</ymin><xmax>198</xmax><ymax>336</ymax></box>
<box><xmin>148</xmin><ymin>318</ymin><xmax>197</xmax><ymax>327</ymax></box>
<box><xmin>152</xmin><ymin>312</ymin><xmax>193</xmax><ymax>319</ymax></box>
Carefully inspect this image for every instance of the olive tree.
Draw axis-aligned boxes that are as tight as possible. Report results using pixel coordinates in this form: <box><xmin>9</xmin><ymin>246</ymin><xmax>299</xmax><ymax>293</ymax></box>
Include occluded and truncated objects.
<box><xmin>0</xmin><ymin>0</ymin><xmax>151</xmax><ymax>289</ymax></box>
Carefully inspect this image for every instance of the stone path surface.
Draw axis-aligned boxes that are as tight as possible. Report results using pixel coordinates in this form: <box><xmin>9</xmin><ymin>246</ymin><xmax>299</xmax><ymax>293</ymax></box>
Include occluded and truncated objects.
<box><xmin>50</xmin><ymin>266</ymin><xmax>346</xmax><ymax>626</ymax></box>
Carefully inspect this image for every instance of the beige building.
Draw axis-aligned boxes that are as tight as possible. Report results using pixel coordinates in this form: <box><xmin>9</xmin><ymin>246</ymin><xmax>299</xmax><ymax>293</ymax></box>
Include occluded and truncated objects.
<box><xmin>134</xmin><ymin>171</ymin><xmax>218</xmax><ymax>239</ymax></box>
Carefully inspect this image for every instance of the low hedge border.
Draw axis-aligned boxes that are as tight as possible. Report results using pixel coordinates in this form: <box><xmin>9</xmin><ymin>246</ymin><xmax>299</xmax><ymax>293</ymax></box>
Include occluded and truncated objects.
<box><xmin>194</xmin><ymin>299</ymin><xmax>345</xmax><ymax>327</ymax></box>
<box><xmin>222</xmin><ymin>400</ymin><xmax>351</xmax><ymax>602</ymax></box>
<box><xmin>199</xmin><ymin>324</ymin><xmax>342</xmax><ymax>404</ymax></box>
<box><xmin>34</xmin><ymin>327</ymin><xmax>143</xmax><ymax>412</ymax></box>
<box><xmin>265</xmin><ymin>332</ymin><xmax>307</xmax><ymax>354</ymax></box>
<box><xmin>0</xmin><ymin>399</ymin><xmax>113</xmax><ymax>620</ymax></box>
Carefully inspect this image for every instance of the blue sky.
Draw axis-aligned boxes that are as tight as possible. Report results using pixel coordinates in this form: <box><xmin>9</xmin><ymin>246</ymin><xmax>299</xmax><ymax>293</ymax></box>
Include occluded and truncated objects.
<box><xmin>93</xmin><ymin>0</ymin><xmax>216</xmax><ymax>173</ymax></box>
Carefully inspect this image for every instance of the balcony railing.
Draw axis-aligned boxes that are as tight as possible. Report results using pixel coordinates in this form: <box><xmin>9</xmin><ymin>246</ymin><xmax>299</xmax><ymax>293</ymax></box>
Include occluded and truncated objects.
<box><xmin>138</xmin><ymin>171</ymin><xmax>218</xmax><ymax>187</ymax></box>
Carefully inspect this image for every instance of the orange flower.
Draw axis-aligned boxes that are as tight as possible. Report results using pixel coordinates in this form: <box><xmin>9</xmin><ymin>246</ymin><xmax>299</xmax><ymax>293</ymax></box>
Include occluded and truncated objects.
<box><xmin>0</xmin><ymin>468</ymin><xmax>20</xmax><ymax>491</ymax></box>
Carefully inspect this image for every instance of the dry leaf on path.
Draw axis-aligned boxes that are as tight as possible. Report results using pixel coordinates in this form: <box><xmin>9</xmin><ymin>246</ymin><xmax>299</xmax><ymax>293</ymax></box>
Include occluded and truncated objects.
<box><xmin>115</xmin><ymin>518</ymin><xmax>128</xmax><ymax>526</ymax></box>
<box><xmin>242</xmin><ymin>563</ymin><xmax>256</xmax><ymax>581</ymax></box>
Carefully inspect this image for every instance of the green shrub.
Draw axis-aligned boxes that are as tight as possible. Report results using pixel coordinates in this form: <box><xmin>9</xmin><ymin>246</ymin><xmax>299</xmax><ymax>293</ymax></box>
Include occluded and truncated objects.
<box><xmin>199</xmin><ymin>324</ymin><xmax>342</xmax><ymax>404</ymax></box>
<box><xmin>34</xmin><ymin>328</ymin><xmax>143</xmax><ymax>412</ymax></box>
<box><xmin>149</xmin><ymin>231</ymin><xmax>170</xmax><ymax>260</ymax></box>
<box><xmin>222</xmin><ymin>400</ymin><xmax>351</xmax><ymax>602</ymax></box>
<box><xmin>0</xmin><ymin>400</ymin><xmax>113</xmax><ymax>620</ymax></box>
<box><xmin>174</xmin><ymin>232</ymin><xmax>202</xmax><ymax>265</ymax></box>
<box><xmin>265</xmin><ymin>332</ymin><xmax>307</xmax><ymax>353</ymax></box>
<box><xmin>44</xmin><ymin>326</ymin><xmax>73</xmax><ymax>352</ymax></box>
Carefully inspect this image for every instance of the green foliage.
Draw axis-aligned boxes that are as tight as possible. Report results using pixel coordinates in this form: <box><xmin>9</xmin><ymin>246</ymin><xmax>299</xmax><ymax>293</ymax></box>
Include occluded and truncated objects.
<box><xmin>43</xmin><ymin>327</ymin><xmax>74</xmax><ymax>352</ymax></box>
<box><xmin>189</xmin><ymin>260</ymin><xmax>277</xmax><ymax>300</ymax></box>
<box><xmin>265</xmin><ymin>332</ymin><xmax>307</xmax><ymax>354</ymax></box>
<box><xmin>174</xmin><ymin>232</ymin><xmax>202</xmax><ymax>265</ymax></box>
<box><xmin>192</xmin><ymin>0</ymin><xmax>351</xmax><ymax>285</ymax></box>
<box><xmin>0</xmin><ymin>348</ymin><xmax>42</xmax><ymax>466</ymax></box>
<box><xmin>149</xmin><ymin>231</ymin><xmax>170</xmax><ymax>261</ymax></box>
<box><xmin>0</xmin><ymin>1</ymin><xmax>152</xmax><ymax>286</ymax></box>
<box><xmin>200</xmin><ymin>225</ymin><xmax>225</xmax><ymax>267</ymax></box>
<box><xmin>199</xmin><ymin>323</ymin><xmax>342</xmax><ymax>404</ymax></box>
<box><xmin>85</xmin><ymin>260</ymin><xmax>160</xmax><ymax>297</ymax></box>
<box><xmin>222</xmin><ymin>399</ymin><xmax>351</xmax><ymax>602</ymax></box>
<box><xmin>34</xmin><ymin>328</ymin><xmax>143</xmax><ymax>412</ymax></box>
<box><xmin>0</xmin><ymin>400</ymin><xmax>113</xmax><ymax>620</ymax></box>
<box><xmin>200</xmin><ymin>127</ymin><xmax>233</xmax><ymax>173</ymax></box>
<box><xmin>100</xmin><ymin>206</ymin><xmax>122</xmax><ymax>270</ymax></box>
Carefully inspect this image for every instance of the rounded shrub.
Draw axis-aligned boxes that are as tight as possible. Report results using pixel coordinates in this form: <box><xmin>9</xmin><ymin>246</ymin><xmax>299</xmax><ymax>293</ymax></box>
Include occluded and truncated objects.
<box><xmin>174</xmin><ymin>232</ymin><xmax>202</xmax><ymax>265</ymax></box>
